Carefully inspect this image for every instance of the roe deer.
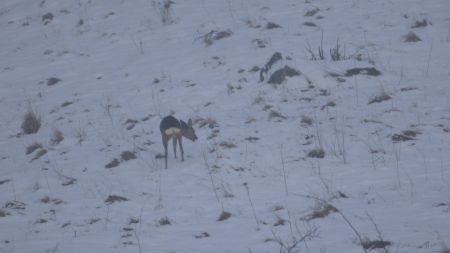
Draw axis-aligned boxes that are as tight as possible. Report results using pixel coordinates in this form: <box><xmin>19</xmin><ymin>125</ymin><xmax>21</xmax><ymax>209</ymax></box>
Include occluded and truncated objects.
<box><xmin>160</xmin><ymin>115</ymin><xmax>197</xmax><ymax>168</ymax></box>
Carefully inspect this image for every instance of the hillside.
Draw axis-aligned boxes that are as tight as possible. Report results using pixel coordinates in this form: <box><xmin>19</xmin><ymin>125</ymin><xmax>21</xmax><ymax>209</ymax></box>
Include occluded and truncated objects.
<box><xmin>1</xmin><ymin>0</ymin><xmax>450</xmax><ymax>252</ymax></box>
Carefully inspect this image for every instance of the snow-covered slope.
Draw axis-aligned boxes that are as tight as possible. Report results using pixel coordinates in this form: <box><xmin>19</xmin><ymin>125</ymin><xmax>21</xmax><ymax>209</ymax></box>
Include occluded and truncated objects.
<box><xmin>1</xmin><ymin>0</ymin><xmax>450</xmax><ymax>252</ymax></box>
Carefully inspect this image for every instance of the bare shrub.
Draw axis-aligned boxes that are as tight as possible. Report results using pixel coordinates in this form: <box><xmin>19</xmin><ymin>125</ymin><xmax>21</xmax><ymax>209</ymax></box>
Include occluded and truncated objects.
<box><xmin>26</xmin><ymin>142</ymin><xmax>43</xmax><ymax>155</ymax></box>
<box><xmin>21</xmin><ymin>109</ymin><xmax>41</xmax><ymax>134</ymax></box>
<box><xmin>51</xmin><ymin>128</ymin><xmax>64</xmax><ymax>145</ymax></box>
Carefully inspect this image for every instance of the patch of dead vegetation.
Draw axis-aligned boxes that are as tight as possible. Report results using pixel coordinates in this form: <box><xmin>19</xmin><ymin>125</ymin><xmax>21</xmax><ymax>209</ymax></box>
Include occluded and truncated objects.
<box><xmin>105</xmin><ymin>195</ymin><xmax>128</xmax><ymax>204</ymax></box>
<box><xmin>158</xmin><ymin>216</ymin><xmax>171</xmax><ymax>226</ymax></box>
<box><xmin>194</xmin><ymin>232</ymin><xmax>210</xmax><ymax>239</ymax></box>
<box><xmin>307</xmin><ymin>148</ymin><xmax>325</xmax><ymax>158</ymax></box>
<box><xmin>391</xmin><ymin>130</ymin><xmax>420</xmax><ymax>142</ymax></box>
<box><xmin>304</xmin><ymin>8</ymin><xmax>319</xmax><ymax>17</ymax></box>
<box><xmin>403</xmin><ymin>31</ymin><xmax>421</xmax><ymax>42</ymax></box>
<box><xmin>345</xmin><ymin>67</ymin><xmax>381</xmax><ymax>77</ymax></box>
<box><xmin>32</xmin><ymin>149</ymin><xmax>47</xmax><ymax>161</ymax></box>
<box><xmin>265</xmin><ymin>22</ymin><xmax>282</xmax><ymax>29</ymax></box>
<box><xmin>120</xmin><ymin>151</ymin><xmax>136</xmax><ymax>161</ymax></box>
<box><xmin>217</xmin><ymin>211</ymin><xmax>232</xmax><ymax>221</ymax></box>
<box><xmin>26</xmin><ymin>142</ymin><xmax>43</xmax><ymax>155</ymax></box>
<box><xmin>105</xmin><ymin>158</ymin><xmax>120</xmax><ymax>168</ymax></box>
<box><xmin>368</xmin><ymin>92</ymin><xmax>392</xmax><ymax>104</ymax></box>
<box><xmin>268</xmin><ymin>66</ymin><xmax>301</xmax><ymax>85</ymax></box>
<box><xmin>197</xmin><ymin>29</ymin><xmax>232</xmax><ymax>47</ymax></box>
<box><xmin>219</xmin><ymin>140</ymin><xmax>236</xmax><ymax>149</ymax></box>
<box><xmin>302</xmin><ymin>202</ymin><xmax>337</xmax><ymax>221</ymax></box>
<box><xmin>51</xmin><ymin>128</ymin><xmax>64</xmax><ymax>145</ymax></box>
<box><xmin>411</xmin><ymin>19</ymin><xmax>431</xmax><ymax>28</ymax></box>
<box><xmin>22</xmin><ymin>110</ymin><xmax>41</xmax><ymax>134</ymax></box>
<box><xmin>41</xmin><ymin>196</ymin><xmax>64</xmax><ymax>205</ymax></box>
<box><xmin>361</xmin><ymin>238</ymin><xmax>392</xmax><ymax>251</ymax></box>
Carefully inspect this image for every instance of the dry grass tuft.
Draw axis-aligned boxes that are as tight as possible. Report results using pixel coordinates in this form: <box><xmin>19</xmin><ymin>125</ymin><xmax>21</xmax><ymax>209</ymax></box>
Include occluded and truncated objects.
<box><xmin>51</xmin><ymin>128</ymin><xmax>64</xmax><ymax>145</ymax></box>
<box><xmin>21</xmin><ymin>110</ymin><xmax>41</xmax><ymax>134</ymax></box>
<box><xmin>158</xmin><ymin>216</ymin><xmax>171</xmax><ymax>226</ymax></box>
<box><xmin>303</xmin><ymin>202</ymin><xmax>337</xmax><ymax>221</ymax></box>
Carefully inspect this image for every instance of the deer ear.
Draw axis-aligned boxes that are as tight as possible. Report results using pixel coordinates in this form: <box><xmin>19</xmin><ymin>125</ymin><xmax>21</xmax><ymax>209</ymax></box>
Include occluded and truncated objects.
<box><xmin>188</xmin><ymin>119</ymin><xmax>192</xmax><ymax>127</ymax></box>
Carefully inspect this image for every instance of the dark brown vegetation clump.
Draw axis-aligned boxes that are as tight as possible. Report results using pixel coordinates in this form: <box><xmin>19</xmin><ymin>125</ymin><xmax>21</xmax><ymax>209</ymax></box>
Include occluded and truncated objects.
<box><xmin>368</xmin><ymin>92</ymin><xmax>392</xmax><ymax>104</ymax></box>
<box><xmin>361</xmin><ymin>238</ymin><xmax>392</xmax><ymax>250</ymax></box>
<box><xmin>345</xmin><ymin>67</ymin><xmax>381</xmax><ymax>77</ymax></box>
<box><xmin>121</xmin><ymin>151</ymin><xmax>136</xmax><ymax>161</ymax></box>
<box><xmin>105</xmin><ymin>159</ymin><xmax>120</xmax><ymax>168</ymax></box>
<box><xmin>403</xmin><ymin>31</ymin><xmax>421</xmax><ymax>42</ymax></box>
<box><xmin>105</xmin><ymin>195</ymin><xmax>128</xmax><ymax>204</ymax></box>
<box><xmin>26</xmin><ymin>142</ymin><xmax>43</xmax><ymax>154</ymax></box>
<box><xmin>21</xmin><ymin>110</ymin><xmax>41</xmax><ymax>134</ymax></box>
<box><xmin>303</xmin><ymin>202</ymin><xmax>337</xmax><ymax>221</ymax></box>
<box><xmin>268</xmin><ymin>66</ymin><xmax>301</xmax><ymax>85</ymax></box>
<box><xmin>307</xmin><ymin>148</ymin><xmax>325</xmax><ymax>158</ymax></box>
<box><xmin>217</xmin><ymin>211</ymin><xmax>231</xmax><ymax>221</ymax></box>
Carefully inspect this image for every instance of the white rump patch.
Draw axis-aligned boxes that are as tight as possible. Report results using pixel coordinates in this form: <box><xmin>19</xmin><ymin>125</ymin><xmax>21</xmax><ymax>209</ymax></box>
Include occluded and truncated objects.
<box><xmin>165</xmin><ymin>127</ymin><xmax>181</xmax><ymax>135</ymax></box>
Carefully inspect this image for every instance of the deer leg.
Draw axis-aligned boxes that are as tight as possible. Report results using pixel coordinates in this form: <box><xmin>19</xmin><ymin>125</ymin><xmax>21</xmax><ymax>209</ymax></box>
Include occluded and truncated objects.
<box><xmin>179</xmin><ymin>136</ymin><xmax>184</xmax><ymax>161</ymax></box>
<box><xmin>173</xmin><ymin>137</ymin><xmax>177</xmax><ymax>159</ymax></box>
<box><xmin>162</xmin><ymin>135</ymin><xmax>168</xmax><ymax>169</ymax></box>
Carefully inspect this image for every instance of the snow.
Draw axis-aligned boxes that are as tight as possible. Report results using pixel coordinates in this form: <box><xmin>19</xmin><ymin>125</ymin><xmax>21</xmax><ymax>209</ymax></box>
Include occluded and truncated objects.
<box><xmin>1</xmin><ymin>0</ymin><xmax>450</xmax><ymax>252</ymax></box>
